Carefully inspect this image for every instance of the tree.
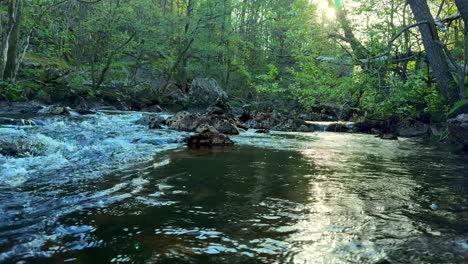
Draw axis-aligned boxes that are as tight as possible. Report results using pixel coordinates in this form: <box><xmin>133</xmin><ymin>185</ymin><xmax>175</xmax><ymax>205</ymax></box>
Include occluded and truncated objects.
<box><xmin>407</xmin><ymin>0</ymin><xmax>462</xmax><ymax>104</ymax></box>
<box><xmin>0</xmin><ymin>0</ymin><xmax>23</xmax><ymax>82</ymax></box>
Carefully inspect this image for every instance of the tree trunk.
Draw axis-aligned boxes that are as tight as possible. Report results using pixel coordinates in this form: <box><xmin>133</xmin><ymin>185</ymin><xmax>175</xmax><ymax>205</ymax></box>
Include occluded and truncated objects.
<box><xmin>335</xmin><ymin>5</ymin><xmax>367</xmax><ymax>60</ymax></box>
<box><xmin>3</xmin><ymin>0</ymin><xmax>23</xmax><ymax>81</ymax></box>
<box><xmin>179</xmin><ymin>0</ymin><xmax>194</xmax><ymax>92</ymax></box>
<box><xmin>407</xmin><ymin>0</ymin><xmax>460</xmax><ymax>104</ymax></box>
<box><xmin>0</xmin><ymin>0</ymin><xmax>21</xmax><ymax>82</ymax></box>
<box><xmin>455</xmin><ymin>0</ymin><xmax>468</xmax><ymax>74</ymax></box>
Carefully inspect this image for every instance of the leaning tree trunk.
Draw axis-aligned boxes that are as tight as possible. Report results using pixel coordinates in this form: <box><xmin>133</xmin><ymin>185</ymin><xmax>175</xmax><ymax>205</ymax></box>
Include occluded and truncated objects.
<box><xmin>407</xmin><ymin>0</ymin><xmax>460</xmax><ymax>104</ymax></box>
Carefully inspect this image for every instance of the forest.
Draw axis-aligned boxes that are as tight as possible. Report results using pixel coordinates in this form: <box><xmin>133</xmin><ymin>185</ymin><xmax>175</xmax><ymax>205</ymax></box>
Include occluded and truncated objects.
<box><xmin>1</xmin><ymin>1</ymin><xmax>468</xmax><ymax>263</ymax></box>
<box><xmin>0</xmin><ymin>0</ymin><xmax>466</xmax><ymax>120</ymax></box>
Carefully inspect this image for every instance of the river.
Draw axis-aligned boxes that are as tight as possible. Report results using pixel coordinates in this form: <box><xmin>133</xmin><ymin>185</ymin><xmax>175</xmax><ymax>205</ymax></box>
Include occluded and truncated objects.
<box><xmin>0</xmin><ymin>111</ymin><xmax>467</xmax><ymax>263</ymax></box>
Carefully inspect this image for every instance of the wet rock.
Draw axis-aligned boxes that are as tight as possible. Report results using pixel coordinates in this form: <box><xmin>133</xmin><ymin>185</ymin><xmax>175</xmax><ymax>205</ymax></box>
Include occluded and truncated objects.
<box><xmin>246</xmin><ymin>111</ymin><xmax>312</xmax><ymax>132</ymax></box>
<box><xmin>0</xmin><ymin>141</ymin><xmax>19</xmax><ymax>157</ymax></box>
<box><xmin>239</xmin><ymin>111</ymin><xmax>252</xmax><ymax>123</ymax></box>
<box><xmin>166</xmin><ymin>111</ymin><xmax>202</xmax><ymax>132</ymax></box>
<box><xmin>0</xmin><ymin>118</ymin><xmax>37</xmax><ymax>126</ymax></box>
<box><xmin>0</xmin><ymin>102</ymin><xmax>45</xmax><ymax>114</ymax></box>
<box><xmin>206</xmin><ymin>106</ymin><xmax>224</xmax><ymax>116</ymax></box>
<box><xmin>148</xmin><ymin>115</ymin><xmax>166</xmax><ymax>129</ymax></box>
<box><xmin>188</xmin><ymin>78</ymin><xmax>228</xmax><ymax>108</ymax></box>
<box><xmin>353</xmin><ymin>119</ymin><xmax>387</xmax><ymax>134</ymax></box>
<box><xmin>212</xmin><ymin>119</ymin><xmax>239</xmax><ymax>135</ymax></box>
<box><xmin>40</xmin><ymin>105</ymin><xmax>71</xmax><ymax>115</ymax></box>
<box><xmin>370</xmin><ymin>128</ymin><xmax>382</xmax><ymax>135</ymax></box>
<box><xmin>0</xmin><ymin>139</ymin><xmax>46</xmax><ymax>157</ymax></box>
<box><xmin>397</xmin><ymin>120</ymin><xmax>430</xmax><ymax>137</ymax></box>
<box><xmin>380</xmin><ymin>133</ymin><xmax>398</xmax><ymax>140</ymax></box>
<box><xmin>166</xmin><ymin>111</ymin><xmax>241</xmax><ymax>135</ymax></box>
<box><xmin>77</xmin><ymin>109</ymin><xmax>96</xmax><ymax>115</ymax></box>
<box><xmin>448</xmin><ymin>114</ymin><xmax>468</xmax><ymax>148</ymax></box>
<box><xmin>141</xmin><ymin>105</ymin><xmax>163</xmax><ymax>113</ymax></box>
<box><xmin>196</xmin><ymin>124</ymin><xmax>218</xmax><ymax>133</ymax></box>
<box><xmin>136</xmin><ymin>114</ymin><xmax>166</xmax><ymax>129</ymax></box>
<box><xmin>325</xmin><ymin>123</ymin><xmax>349</xmax><ymax>132</ymax></box>
<box><xmin>255</xmin><ymin>129</ymin><xmax>270</xmax><ymax>134</ymax></box>
<box><xmin>186</xmin><ymin>132</ymin><xmax>234</xmax><ymax>148</ymax></box>
<box><xmin>298</xmin><ymin>125</ymin><xmax>313</xmax><ymax>132</ymax></box>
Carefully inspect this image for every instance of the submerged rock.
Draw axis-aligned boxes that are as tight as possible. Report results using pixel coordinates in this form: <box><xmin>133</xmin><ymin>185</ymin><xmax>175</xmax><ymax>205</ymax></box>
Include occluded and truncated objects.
<box><xmin>186</xmin><ymin>132</ymin><xmax>234</xmax><ymax>148</ymax></box>
<box><xmin>448</xmin><ymin>114</ymin><xmax>468</xmax><ymax>149</ymax></box>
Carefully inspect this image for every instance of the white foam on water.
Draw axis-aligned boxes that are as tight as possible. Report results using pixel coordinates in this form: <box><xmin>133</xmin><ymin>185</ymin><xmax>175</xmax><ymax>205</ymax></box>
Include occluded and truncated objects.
<box><xmin>0</xmin><ymin>112</ymin><xmax>188</xmax><ymax>187</ymax></box>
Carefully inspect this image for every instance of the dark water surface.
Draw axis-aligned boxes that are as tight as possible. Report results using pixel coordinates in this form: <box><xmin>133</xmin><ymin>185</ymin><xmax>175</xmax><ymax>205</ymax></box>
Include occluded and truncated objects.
<box><xmin>0</xmin><ymin>112</ymin><xmax>467</xmax><ymax>263</ymax></box>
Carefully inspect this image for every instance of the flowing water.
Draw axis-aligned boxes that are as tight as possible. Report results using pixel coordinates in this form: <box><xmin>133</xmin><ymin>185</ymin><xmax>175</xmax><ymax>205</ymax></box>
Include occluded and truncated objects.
<box><xmin>0</xmin><ymin>111</ymin><xmax>467</xmax><ymax>263</ymax></box>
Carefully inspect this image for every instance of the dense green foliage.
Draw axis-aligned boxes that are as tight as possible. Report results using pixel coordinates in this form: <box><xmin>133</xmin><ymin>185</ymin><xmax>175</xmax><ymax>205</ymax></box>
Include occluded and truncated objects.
<box><xmin>0</xmin><ymin>0</ymin><xmax>467</xmax><ymax>120</ymax></box>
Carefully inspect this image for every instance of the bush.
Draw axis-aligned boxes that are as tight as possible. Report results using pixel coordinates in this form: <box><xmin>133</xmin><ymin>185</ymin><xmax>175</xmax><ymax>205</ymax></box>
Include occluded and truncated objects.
<box><xmin>448</xmin><ymin>99</ymin><xmax>468</xmax><ymax>118</ymax></box>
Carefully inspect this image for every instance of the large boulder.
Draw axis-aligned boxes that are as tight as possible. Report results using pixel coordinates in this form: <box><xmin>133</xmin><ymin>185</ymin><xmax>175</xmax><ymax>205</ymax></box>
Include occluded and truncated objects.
<box><xmin>188</xmin><ymin>78</ymin><xmax>228</xmax><ymax>108</ymax></box>
<box><xmin>166</xmin><ymin>111</ymin><xmax>240</xmax><ymax>135</ymax></box>
<box><xmin>158</xmin><ymin>81</ymin><xmax>187</xmax><ymax>106</ymax></box>
<box><xmin>448</xmin><ymin>114</ymin><xmax>468</xmax><ymax>148</ymax></box>
<box><xmin>39</xmin><ymin>105</ymin><xmax>71</xmax><ymax>115</ymax></box>
<box><xmin>166</xmin><ymin>111</ymin><xmax>203</xmax><ymax>132</ymax></box>
<box><xmin>245</xmin><ymin>111</ymin><xmax>314</xmax><ymax>132</ymax></box>
<box><xmin>186</xmin><ymin>132</ymin><xmax>234</xmax><ymax>148</ymax></box>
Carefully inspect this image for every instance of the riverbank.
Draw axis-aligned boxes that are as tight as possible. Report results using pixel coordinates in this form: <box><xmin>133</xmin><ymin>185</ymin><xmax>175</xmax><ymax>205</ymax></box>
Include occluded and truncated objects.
<box><xmin>1</xmin><ymin>100</ymin><xmax>467</xmax><ymax>151</ymax></box>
